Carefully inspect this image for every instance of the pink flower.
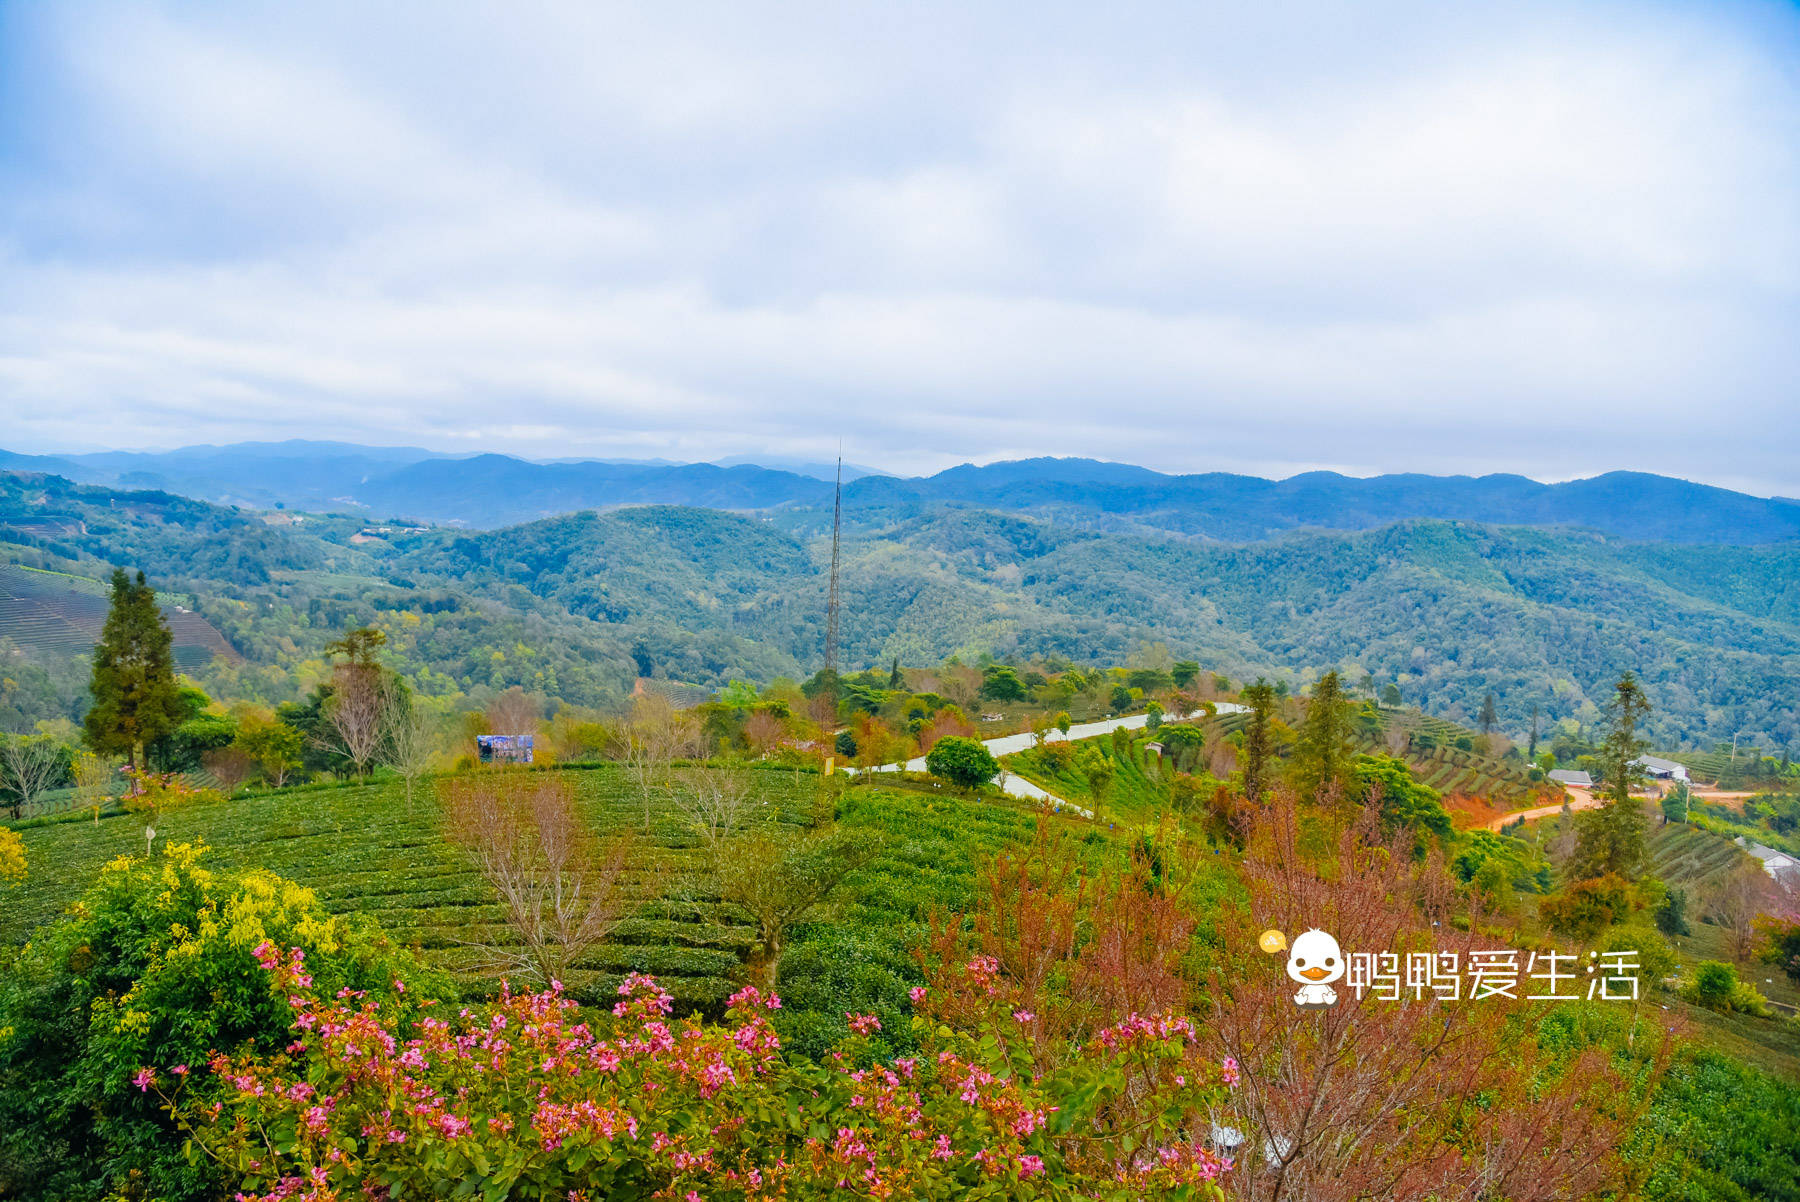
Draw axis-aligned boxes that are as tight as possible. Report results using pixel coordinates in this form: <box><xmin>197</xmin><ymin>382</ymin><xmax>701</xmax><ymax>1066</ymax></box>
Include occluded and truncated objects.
<box><xmin>132</xmin><ymin>1068</ymin><xmax>155</xmax><ymax>1092</ymax></box>
<box><xmin>1013</xmin><ymin>1009</ymin><xmax>1035</xmax><ymax>1024</ymax></box>
<box><xmin>1019</xmin><ymin>1154</ymin><xmax>1046</xmax><ymax>1178</ymax></box>
<box><xmin>1222</xmin><ymin>1056</ymin><xmax>1241</xmax><ymax>1087</ymax></box>
<box><xmin>170</xmin><ymin>1064</ymin><xmax>189</xmax><ymax>1076</ymax></box>
<box><xmin>909</xmin><ymin>986</ymin><xmax>927</xmax><ymax>1004</ymax></box>
<box><xmin>932</xmin><ymin>1134</ymin><xmax>953</xmax><ymax>1161</ymax></box>
<box><xmin>846</xmin><ymin>1013</ymin><xmax>882</xmax><ymax>1036</ymax></box>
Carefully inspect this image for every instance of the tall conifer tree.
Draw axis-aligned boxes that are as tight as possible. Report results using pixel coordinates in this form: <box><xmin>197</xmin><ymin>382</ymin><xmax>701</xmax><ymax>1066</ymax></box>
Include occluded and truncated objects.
<box><xmin>1240</xmin><ymin>679</ymin><xmax>1276</xmax><ymax>803</ymax></box>
<box><xmin>84</xmin><ymin>569</ymin><xmax>183</xmax><ymax>769</ymax></box>
<box><xmin>1294</xmin><ymin>670</ymin><xmax>1354</xmax><ymax>800</ymax></box>
<box><xmin>1573</xmin><ymin>672</ymin><xmax>1651</xmax><ymax>877</ymax></box>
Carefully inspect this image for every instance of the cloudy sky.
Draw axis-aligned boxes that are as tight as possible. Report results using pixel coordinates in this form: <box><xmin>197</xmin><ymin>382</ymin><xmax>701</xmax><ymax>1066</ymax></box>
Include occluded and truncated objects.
<box><xmin>2</xmin><ymin>2</ymin><xmax>1797</xmax><ymax>492</ymax></box>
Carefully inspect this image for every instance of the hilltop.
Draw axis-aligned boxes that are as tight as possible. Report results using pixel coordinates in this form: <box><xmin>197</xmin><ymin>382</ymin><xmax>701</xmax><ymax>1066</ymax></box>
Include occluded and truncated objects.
<box><xmin>3</xmin><ymin>471</ymin><xmax>1798</xmax><ymax>751</ymax></box>
<box><xmin>8</xmin><ymin>442</ymin><xmax>1800</xmax><ymax>543</ymax></box>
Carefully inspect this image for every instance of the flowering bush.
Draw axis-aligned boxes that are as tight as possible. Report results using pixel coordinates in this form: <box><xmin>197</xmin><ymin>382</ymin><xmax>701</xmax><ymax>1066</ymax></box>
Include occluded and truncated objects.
<box><xmin>161</xmin><ymin>946</ymin><xmax>1239</xmax><ymax>1199</ymax></box>
<box><xmin>0</xmin><ymin>843</ymin><xmax>449</xmax><ymax>1202</ymax></box>
<box><xmin>121</xmin><ymin>766</ymin><xmax>225</xmax><ymax>816</ymax></box>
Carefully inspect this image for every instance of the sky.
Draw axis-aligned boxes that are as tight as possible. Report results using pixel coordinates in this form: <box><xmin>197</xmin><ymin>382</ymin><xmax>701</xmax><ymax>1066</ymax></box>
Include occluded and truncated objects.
<box><xmin>1</xmin><ymin>1</ymin><xmax>1797</xmax><ymax>493</ymax></box>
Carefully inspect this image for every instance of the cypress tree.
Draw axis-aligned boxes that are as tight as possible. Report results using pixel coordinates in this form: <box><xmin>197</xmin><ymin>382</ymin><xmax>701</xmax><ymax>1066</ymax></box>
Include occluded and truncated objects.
<box><xmin>1295</xmin><ymin>670</ymin><xmax>1353</xmax><ymax>800</ymax></box>
<box><xmin>1240</xmin><ymin>679</ymin><xmax>1276</xmax><ymax>803</ymax></box>
<box><xmin>1572</xmin><ymin>672</ymin><xmax>1651</xmax><ymax>877</ymax></box>
<box><xmin>84</xmin><ymin>569</ymin><xmax>184</xmax><ymax>770</ymax></box>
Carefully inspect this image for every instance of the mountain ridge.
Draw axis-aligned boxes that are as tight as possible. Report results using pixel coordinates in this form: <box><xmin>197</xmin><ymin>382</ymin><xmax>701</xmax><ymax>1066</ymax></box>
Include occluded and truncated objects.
<box><xmin>5</xmin><ymin>445</ymin><xmax>1799</xmax><ymax>544</ymax></box>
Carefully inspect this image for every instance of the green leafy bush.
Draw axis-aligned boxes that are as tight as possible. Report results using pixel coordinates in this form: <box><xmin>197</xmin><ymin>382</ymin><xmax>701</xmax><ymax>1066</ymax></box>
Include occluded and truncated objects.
<box><xmin>925</xmin><ymin>736</ymin><xmax>998</xmax><ymax>791</ymax></box>
<box><xmin>0</xmin><ymin>842</ymin><xmax>451</xmax><ymax>1202</ymax></box>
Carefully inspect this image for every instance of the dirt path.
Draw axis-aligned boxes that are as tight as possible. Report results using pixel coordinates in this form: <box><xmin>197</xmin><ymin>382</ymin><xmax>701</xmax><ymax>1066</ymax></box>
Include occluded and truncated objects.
<box><xmin>1483</xmin><ymin>786</ymin><xmax>1604</xmax><ymax>831</ymax></box>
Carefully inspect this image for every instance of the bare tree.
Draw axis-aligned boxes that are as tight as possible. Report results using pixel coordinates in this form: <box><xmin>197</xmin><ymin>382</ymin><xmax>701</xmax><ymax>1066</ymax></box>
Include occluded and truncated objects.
<box><xmin>1708</xmin><ymin>858</ymin><xmax>1776</xmax><ymax>961</ymax></box>
<box><xmin>670</xmin><ymin>767</ymin><xmax>762</xmax><ymax>850</ymax></box>
<box><xmin>743</xmin><ymin>709</ymin><xmax>785</xmax><ymax>759</ymax></box>
<box><xmin>487</xmin><ymin>686</ymin><xmax>540</xmax><ymax>736</ymax></box>
<box><xmin>444</xmin><ymin>774</ymin><xmax>632</xmax><ymax>986</ymax></box>
<box><xmin>0</xmin><ymin>735</ymin><xmax>63</xmax><ymax>820</ymax></box>
<box><xmin>714</xmin><ymin>826</ymin><xmax>880</xmax><ymax>987</ymax></box>
<box><xmin>383</xmin><ymin>693</ymin><xmax>445</xmax><ymax>810</ymax></box>
<box><xmin>1208</xmin><ymin>798</ymin><xmax>1665</xmax><ymax>1202</ymax></box>
<box><xmin>72</xmin><ymin>751</ymin><xmax>117</xmax><ymax>825</ymax></box>
<box><xmin>202</xmin><ymin>746</ymin><xmax>256</xmax><ymax>795</ymax></box>
<box><xmin>610</xmin><ymin>693</ymin><xmax>699</xmax><ymax>830</ymax></box>
<box><xmin>320</xmin><ymin>664</ymin><xmax>390</xmax><ymax>780</ymax></box>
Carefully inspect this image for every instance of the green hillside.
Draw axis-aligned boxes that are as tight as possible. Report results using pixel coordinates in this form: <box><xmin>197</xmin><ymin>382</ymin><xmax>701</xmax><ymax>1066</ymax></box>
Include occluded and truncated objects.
<box><xmin>4</xmin><ymin>471</ymin><xmax>1798</xmax><ymax>753</ymax></box>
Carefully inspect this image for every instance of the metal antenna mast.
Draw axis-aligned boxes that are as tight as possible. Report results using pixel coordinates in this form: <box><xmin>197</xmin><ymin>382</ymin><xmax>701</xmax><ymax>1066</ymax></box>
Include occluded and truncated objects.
<box><xmin>825</xmin><ymin>452</ymin><xmax>842</xmax><ymax>676</ymax></box>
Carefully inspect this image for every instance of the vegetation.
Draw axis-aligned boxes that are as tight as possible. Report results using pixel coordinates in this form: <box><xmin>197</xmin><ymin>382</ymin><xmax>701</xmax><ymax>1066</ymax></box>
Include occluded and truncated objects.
<box><xmin>0</xmin><ymin>842</ymin><xmax>447</xmax><ymax>1202</ymax></box>
<box><xmin>7</xmin><ymin>472</ymin><xmax>1800</xmax><ymax>755</ymax></box>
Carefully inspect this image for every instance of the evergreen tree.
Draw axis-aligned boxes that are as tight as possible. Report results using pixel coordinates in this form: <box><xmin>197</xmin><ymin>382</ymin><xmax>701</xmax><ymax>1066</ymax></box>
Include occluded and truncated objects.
<box><xmin>1528</xmin><ymin>702</ymin><xmax>1540</xmax><ymax>759</ymax></box>
<box><xmin>888</xmin><ymin>658</ymin><xmax>903</xmax><ymax>689</ymax></box>
<box><xmin>1478</xmin><ymin>692</ymin><xmax>1498</xmax><ymax>735</ymax></box>
<box><xmin>1572</xmin><ymin>672</ymin><xmax>1651</xmax><ymax>878</ymax></box>
<box><xmin>1294</xmin><ymin>670</ymin><xmax>1353</xmax><ymax>800</ymax></box>
<box><xmin>83</xmin><ymin>569</ymin><xmax>184</xmax><ymax>770</ymax></box>
<box><xmin>1240</xmin><ymin>679</ymin><xmax>1276</xmax><ymax>803</ymax></box>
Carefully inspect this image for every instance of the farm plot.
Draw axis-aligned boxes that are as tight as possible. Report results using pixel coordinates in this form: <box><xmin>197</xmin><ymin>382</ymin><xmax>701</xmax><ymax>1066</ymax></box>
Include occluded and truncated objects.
<box><xmin>1648</xmin><ymin>821</ymin><xmax>1756</xmax><ymax>891</ymax></box>
<box><xmin>2</xmin><ymin>766</ymin><xmax>1068</xmax><ymax>1018</ymax></box>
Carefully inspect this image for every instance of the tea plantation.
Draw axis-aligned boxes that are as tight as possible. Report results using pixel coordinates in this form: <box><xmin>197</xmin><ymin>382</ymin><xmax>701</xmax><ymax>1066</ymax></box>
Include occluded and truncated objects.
<box><xmin>0</xmin><ymin>766</ymin><xmax>1115</xmax><ymax>1028</ymax></box>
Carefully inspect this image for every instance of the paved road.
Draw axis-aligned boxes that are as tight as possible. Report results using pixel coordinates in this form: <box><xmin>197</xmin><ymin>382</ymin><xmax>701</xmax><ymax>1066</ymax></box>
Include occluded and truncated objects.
<box><xmin>853</xmin><ymin>704</ymin><xmax>1249</xmax><ymax>819</ymax></box>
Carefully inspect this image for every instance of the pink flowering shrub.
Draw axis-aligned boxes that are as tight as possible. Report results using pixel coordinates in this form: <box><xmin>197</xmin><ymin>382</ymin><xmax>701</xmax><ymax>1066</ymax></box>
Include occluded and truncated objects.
<box><xmin>157</xmin><ymin>945</ymin><xmax>1238</xmax><ymax>1200</ymax></box>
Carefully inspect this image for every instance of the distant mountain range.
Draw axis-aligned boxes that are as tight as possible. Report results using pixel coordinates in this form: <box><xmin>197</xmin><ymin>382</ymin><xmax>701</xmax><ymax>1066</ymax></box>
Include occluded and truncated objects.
<box><xmin>4</xmin><ymin>470</ymin><xmax>1798</xmax><ymax>750</ymax></box>
<box><xmin>3</xmin><ymin>441</ymin><xmax>1798</xmax><ymax>544</ymax></box>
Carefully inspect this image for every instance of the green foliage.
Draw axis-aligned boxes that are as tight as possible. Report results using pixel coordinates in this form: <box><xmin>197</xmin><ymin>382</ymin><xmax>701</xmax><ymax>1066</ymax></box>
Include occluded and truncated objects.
<box><xmin>1663</xmin><ymin>782</ymin><xmax>1690</xmax><ymax>824</ymax></box>
<box><xmin>0</xmin><ymin>842</ymin><xmax>448</xmax><ymax>1202</ymax></box>
<box><xmin>978</xmin><ymin>665</ymin><xmax>1028</xmax><ymax>702</ymax></box>
<box><xmin>1539</xmin><ymin>873</ymin><xmax>1633</xmax><ymax>940</ymax></box>
<box><xmin>1684</xmin><ymin>960</ymin><xmax>1770</xmax><ymax>1015</ymax></box>
<box><xmin>1656</xmin><ymin>886</ymin><xmax>1694</xmax><ymax>937</ymax></box>
<box><xmin>924</xmin><ymin>736</ymin><xmax>998</xmax><ymax>791</ymax></box>
<box><xmin>1639</xmin><ymin>1048</ymin><xmax>1800</xmax><ymax>1202</ymax></box>
<box><xmin>834</xmin><ymin>729</ymin><xmax>858</xmax><ymax>758</ymax></box>
<box><xmin>1293</xmin><ymin>670</ymin><xmax>1353</xmax><ymax>800</ymax></box>
<box><xmin>1352</xmin><ymin>753</ymin><xmax>1451</xmax><ymax>842</ymax></box>
<box><xmin>1239</xmin><ymin>679</ymin><xmax>1275</xmax><ymax>802</ymax></box>
<box><xmin>1145</xmin><ymin>700</ymin><xmax>1163</xmax><ymax>730</ymax></box>
<box><xmin>83</xmin><ymin>569</ymin><xmax>184</xmax><ymax>765</ymax></box>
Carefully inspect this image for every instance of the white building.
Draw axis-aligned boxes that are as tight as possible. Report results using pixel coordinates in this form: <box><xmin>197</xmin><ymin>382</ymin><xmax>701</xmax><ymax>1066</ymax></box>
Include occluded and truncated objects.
<box><xmin>1633</xmin><ymin>755</ymin><xmax>1690</xmax><ymax>782</ymax></box>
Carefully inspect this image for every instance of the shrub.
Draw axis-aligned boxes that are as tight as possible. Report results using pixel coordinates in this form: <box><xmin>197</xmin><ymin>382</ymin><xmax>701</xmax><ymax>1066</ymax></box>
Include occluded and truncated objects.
<box><xmin>1540</xmin><ymin>874</ymin><xmax>1633</xmax><ymax>940</ymax></box>
<box><xmin>169</xmin><ymin>957</ymin><xmax>1239</xmax><ymax>1200</ymax></box>
<box><xmin>1679</xmin><ymin>948</ymin><xmax>1771</xmax><ymax>1016</ymax></box>
<box><xmin>0</xmin><ymin>843</ymin><xmax>451</xmax><ymax>1202</ymax></box>
<box><xmin>925</xmin><ymin>736</ymin><xmax>999</xmax><ymax>792</ymax></box>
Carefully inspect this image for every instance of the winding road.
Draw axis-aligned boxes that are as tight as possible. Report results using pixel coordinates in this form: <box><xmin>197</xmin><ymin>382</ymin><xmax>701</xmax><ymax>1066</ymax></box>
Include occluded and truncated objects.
<box><xmin>853</xmin><ymin>704</ymin><xmax>1249</xmax><ymax>818</ymax></box>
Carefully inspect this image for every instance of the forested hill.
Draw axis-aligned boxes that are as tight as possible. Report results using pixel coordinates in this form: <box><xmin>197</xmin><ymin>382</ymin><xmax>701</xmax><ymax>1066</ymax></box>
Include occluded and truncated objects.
<box><xmin>3</xmin><ymin>470</ymin><xmax>1797</xmax><ymax>752</ymax></box>
<box><xmin>6</xmin><ymin>442</ymin><xmax>1800</xmax><ymax>543</ymax></box>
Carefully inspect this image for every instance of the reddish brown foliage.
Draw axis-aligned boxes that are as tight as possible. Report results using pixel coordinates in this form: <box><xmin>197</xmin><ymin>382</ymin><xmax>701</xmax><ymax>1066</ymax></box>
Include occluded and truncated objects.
<box><xmin>1206</xmin><ymin>799</ymin><xmax>1666</xmax><ymax>1202</ymax></box>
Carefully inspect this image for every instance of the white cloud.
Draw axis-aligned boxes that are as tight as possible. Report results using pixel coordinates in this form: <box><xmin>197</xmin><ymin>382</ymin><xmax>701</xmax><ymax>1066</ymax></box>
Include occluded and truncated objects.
<box><xmin>1</xmin><ymin>1</ymin><xmax>1796</xmax><ymax>492</ymax></box>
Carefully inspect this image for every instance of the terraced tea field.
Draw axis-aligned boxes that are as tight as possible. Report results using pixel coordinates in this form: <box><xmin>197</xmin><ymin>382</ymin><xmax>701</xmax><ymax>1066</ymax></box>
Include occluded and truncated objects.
<box><xmin>1648</xmin><ymin>820</ymin><xmax>1756</xmax><ymax>890</ymax></box>
<box><xmin>0</xmin><ymin>561</ymin><xmax>237</xmax><ymax>669</ymax></box>
<box><xmin>2</xmin><ymin>765</ymin><xmax>1070</xmax><ymax>1016</ymax></box>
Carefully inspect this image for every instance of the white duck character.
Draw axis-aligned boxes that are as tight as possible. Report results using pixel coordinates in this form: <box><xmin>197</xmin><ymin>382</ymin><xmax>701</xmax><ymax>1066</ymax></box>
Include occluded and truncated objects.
<box><xmin>1287</xmin><ymin>928</ymin><xmax>1345</xmax><ymax>1008</ymax></box>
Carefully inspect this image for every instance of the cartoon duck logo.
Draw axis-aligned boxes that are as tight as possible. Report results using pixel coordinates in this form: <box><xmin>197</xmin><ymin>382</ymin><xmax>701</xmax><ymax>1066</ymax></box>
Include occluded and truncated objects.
<box><xmin>1286</xmin><ymin>928</ymin><xmax>1345</xmax><ymax>1009</ymax></box>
